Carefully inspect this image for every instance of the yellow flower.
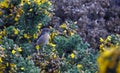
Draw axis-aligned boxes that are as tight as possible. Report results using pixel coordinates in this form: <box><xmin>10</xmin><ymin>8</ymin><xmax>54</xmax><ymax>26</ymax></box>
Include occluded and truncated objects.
<box><xmin>6</xmin><ymin>62</ymin><xmax>9</xmax><ymax>67</ymax></box>
<box><xmin>103</xmin><ymin>49</ymin><xmax>114</xmax><ymax>57</ymax></box>
<box><xmin>99</xmin><ymin>44</ymin><xmax>104</xmax><ymax>49</ymax></box>
<box><xmin>37</xmin><ymin>23</ymin><xmax>42</xmax><ymax>29</ymax></box>
<box><xmin>14</xmin><ymin>17</ymin><xmax>19</xmax><ymax>21</ymax></box>
<box><xmin>53</xmin><ymin>54</ymin><xmax>57</xmax><ymax>59</ymax></box>
<box><xmin>69</xmin><ymin>31</ymin><xmax>74</xmax><ymax>36</ymax></box>
<box><xmin>0</xmin><ymin>29</ymin><xmax>6</xmax><ymax>36</ymax></box>
<box><xmin>20</xmin><ymin>1</ymin><xmax>24</xmax><ymax>6</ymax></box>
<box><xmin>44</xmin><ymin>10</ymin><xmax>49</xmax><ymax>15</ymax></box>
<box><xmin>19</xmin><ymin>8</ymin><xmax>24</xmax><ymax>14</ymax></box>
<box><xmin>97</xmin><ymin>47</ymin><xmax>120</xmax><ymax>73</ymax></box>
<box><xmin>33</xmin><ymin>34</ymin><xmax>38</xmax><ymax>39</ymax></box>
<box><xmin>24</xmin><ymin>34</ymin><xmax>30</xmax><ymax>39</ymax></box>
<box><xmin>77</xmin><ymin>64</ymin><xmax>83</xmax><ymax>69</ymax></box>
<box><xmin>12</xmin><ymin>50</ymin><xmax>16</xmax><ymax>55</ymax></box>
<box><xmin>35</xmin><ymin>45</ymin><xmax>40</xmax><ymax>50</ymax></box>
<box><xmin>50</xmin><ymin>32</ymin><xmax>58</xmax><ymax>40</ymax></box>
<box><xmin>27</xmin><ymin>0</ymin><xmax>31</xmax><ymax>5</ymax></box>
<box><xmin>0</xmin><ymin>10</ymin><xmax>2</xmax><ymax>16</ymax></box>
<box><xmin>52</xmin><ymin>48</ymin><xmax>56</xmax><ymax>52</ymax></box>
<box><xmin>63</xmin><ymin>30</ymin><xmax>67</xmax><ymax>34</ymax></box>
<box><xmin>0</xmin><ymin>0</ymin><xmax>9</xmax><ymax>8</ymax></box>
<box><xmin>70</xmin><ymin>53</ymin><xmax>75</xmax><ymax>59</ymax></box>
<box><xmin>17</xmin><ymin>47</ymin><xmax>22</xmax><ymax>52</ymax></box>
<box><xmin>9</xmin><ymin>14</ymin><xmax>13</xmax><ymax>16</ymax></box>
<box><xmin>0</xmin><ymin>36</ymin><xmax>2</xmax><ymax>39</ymax></box>
<box><xmin>35</xmin><ymin>0</ymin><xmax>42</xmax><ymax>5</ymax></box>
<box><xmin>48</xmin><ymin>42</ymin><xmax>56</xmax><ymax>48</ymax></box>
<box><xmin>116</xmin><ymin>61</ymin><xmax>120</xmax><ymax>73</ymax></box>
<box><xmin>20</xmin><ymin>67</ymin><xmax>25</xmax><ymax>70</ymax></box>
<box><xmin>0</xmin><ymin>41</ymin><xmax>1</xmax><ymax>45</ymax></box>
<box><xmin>100</xmin><ymin>38</ymin><xmax>104</xmax><ymax>42</ymax></box>
<box><xmin>0</xmin><ymin>57</ymin><xmax>3</xmax><ymax>63</ymax></box>
<box><xmin>48</xmin><ymin>1</ymin><xmax>52</xmax><ymax>6</ymax></box>
<box><xmin>41</xmin><ymin>0</ymin><xmax>47</xmax><ymax>3</ymax></box>
<box><xmin>29</xmin><ymin>9</ymin><xmax>33</xmax><ymax>12</ymax></box>
<box><xmin>13</xmin><ymin>28</ymin><xmax>19</xmax><ymax>35</ymax></box>
<box><xmin>60</xmin><ymin>23</ymin><xmax>67</xmax><ymax>29</ymax></box>
<box><xmin>107</xmin><ymin>36</ymin><xmax>111</xmax><ymax>41</ymax></box>
<box><xmin>34</xmin><ymin>0</ymin><xmax>48</xmax><ymax>5</ymax></box>
<box><xmin>0</xmin><ymin>63</ymin><xmax>6</xmax><ymax>72</ymax></box>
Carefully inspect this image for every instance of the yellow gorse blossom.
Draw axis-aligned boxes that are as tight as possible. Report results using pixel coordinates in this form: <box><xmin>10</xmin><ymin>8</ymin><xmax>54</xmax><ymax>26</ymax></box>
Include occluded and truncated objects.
<box><xmin>37</xmin><ymin>23</ymin><xmax>42</xmax><ymax>29</ymax></box>
<box><xmin>68</xmin><ymin>30</ymin><xmax>74</xmax><ymax>36</ymax></box>
<box><xmin>77</xmin><ymin>64</ymin><xmax>83</xmax><ymax>69</ymax></box>
<box><xmin>33</xmin><ymin>33</ymin><xmax>38</xmax><ymax>39</ymax></box>
<box><xmin>53</xmin><ymin>54</ymin><xmax>57</xmax><ymax>59</ymax></box>
<box><xmin>100</xmin><ymin>38</ymin><xmax>104</xmax><ymax>43</ymax></box>
<box><xmin>14</xmin><ymin>17</ymin><xmax>19</xmax><ymax>21</ymax></box>
<box><xmin>0</xmin><ymin>29</ymin><xmax>6</xmax><ymax>36</ymax></box>
<box><xmin>98</xmin><ymin>45</ymin><xmax>120</xmax><ymax>73</ymax></box>
<box><xmin>20</xmin><ymin>67</ymin><xmax>25</xmax><ymax>70</ymax></box>
<box><xmin>35</xmin><ymin>45</ymin><xmax>40</xmax><ymax>50</ymax></box>
<box><xmin>99</xmin><ymin>35</ymin><xmax>120</xmax><ymax>53</ymax></box>
<box><xmin>63</xmin><ymin>30</ymin><xmax>67</xmax><ymax>34</ymax></box>
<box><xmin>29</xmin><ymin>9</ymin><xmax>33</xmax><ymax>12</ymax></box>
<box><xmin>106</xmin><ymin>36</ymin><xmax>111</xmax><ymax>42</ymax></box>
<box><xmin>116</xmin><ymin>61</ymin><xmax>120</xmax><ymax>73</ymax></box>
<box><xmin>41</xmin><ymin>0</ymin><xmax>47</xmax><ymax>3</ymax></box>
<box><xmin>0</xmin><ymin>63</ymin><xmax>6</xmax><ymax>72</ymax></box>
<box><xmin>12</xmin><ymin>50</ymin><xmax>16</xmax><ymax>55</ymax></box>
<box><xmin>0</xmin><ymin>10</ymin><xmax>2</xmax><ymax>16</ymax></box>
<box><xmin>48</xmin><ymin>42</ymin><xmax>56</xmax><ymax>48</ymax></box>
<box><xmin>17</xmin><ymin>47</ymin><xmax>22</xmax><ymax>52</ymax></box>
<box><xmin>60</xmin><ymin>23</ymin><xmax>67</xmax><ymax>29</ymax></box>
<box><xmin>0</xmin><ymin>35</ymin><xmax>2</xmax><ymax>39</ymax></box>
<box><xmin>47</xmin><ymin>1</ymin><xmax>52</xmax><ymax>6</ymax></box>
<box><xmin>13</xmin><ymin>28</ymin><xmax>19</xmax><ymax>35</ymax></box>
<box><xmin>70</xmin><ymin>53</ymin><xmax>75</xmax><ymax>59</ymax></box>
<box><xmin>0</xmin><ymin>0</ymin><xmax>9</xmax><ymax>8</ymax></box>
<box><xmin>24</xmin><ymin>34</ymin><xmax>30</xmax><ymax>39</ymax></box>
<box><xmin>52</xmin><ymin>48</ymin><xmax>56</xmax><ymax>52</ymax></box>
<box><xmin>0</xmin><ymin>57</ymin><xmax>3</xmax><ymax>63</ymax></box>
<box><xmin>20</xmin><ymin>0</ymin><xmax>30</xmax><ymax>6</ymax></box>
<box><xmin>50</xmin><ymin>32</ymin><xmax>58</xmax><ymax>41</ymax></box>
<box><xmin>34</xmin><ymin>0</ymin><xmax>50</xmax><ymax>5</ymax></box>
<box><xmin>6</xmin><ymin>62</ymin><xmax>9</xmax><ymax>67</ymax></box>
<box><xmin>44</xmin><ymin>10</ymin><xmax>49</xmax><ymax>15</ymax></box>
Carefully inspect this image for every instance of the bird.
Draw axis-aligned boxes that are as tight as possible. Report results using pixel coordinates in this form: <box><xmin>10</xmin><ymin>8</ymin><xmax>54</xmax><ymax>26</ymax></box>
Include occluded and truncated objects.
<box><xmin>36</xmin><ymin>28</ymin><xmax>50</xmax><ymax>46</ymax></box>
<box><xmin>35</xmin><ymin>28</ymin><xmax>50</xmax><ymax>53</ymax></box>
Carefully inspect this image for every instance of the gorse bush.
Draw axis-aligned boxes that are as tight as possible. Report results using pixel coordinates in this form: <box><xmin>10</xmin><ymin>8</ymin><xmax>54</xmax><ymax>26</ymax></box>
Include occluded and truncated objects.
<box><xmin>53</xmin><ymin>34</ymin><xmax>98</xmax><ymax>73</ymax></box>
<box><xmin>98</xmin><ymin>34</ymin><xmax>120</xmax><ymax>73</ymax></box>
<box><xmin>0</xmin><ymin>0</ymin><xmax>52</xmax><ymax>72</ymax></box>
<box><xmin>0</xmin><ymin>0</ymin><xmax>108</xmax><ymax>73</ymax></box>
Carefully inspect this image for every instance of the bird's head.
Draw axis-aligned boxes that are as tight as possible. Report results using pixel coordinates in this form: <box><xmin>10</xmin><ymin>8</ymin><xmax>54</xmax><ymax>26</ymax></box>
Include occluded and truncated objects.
<box><xmin>41</xmin><ymin>28</ymin><xmax>50</xmax><ymax>34</ymax></box>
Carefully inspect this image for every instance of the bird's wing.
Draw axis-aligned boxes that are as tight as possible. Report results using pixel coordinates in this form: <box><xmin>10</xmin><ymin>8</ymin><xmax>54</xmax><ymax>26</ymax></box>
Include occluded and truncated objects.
<box><xmin>36</xmin><ymin>34</ymin><xmax>46</xmax><ymax>45</ymax></box>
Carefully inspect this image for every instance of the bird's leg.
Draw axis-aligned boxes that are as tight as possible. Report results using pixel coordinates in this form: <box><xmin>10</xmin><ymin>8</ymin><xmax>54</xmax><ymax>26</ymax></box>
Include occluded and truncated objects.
<box><xmin>37</xmin><ymin>49</ymin><xmax>40</xmax><ymax>55</ymax></box>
